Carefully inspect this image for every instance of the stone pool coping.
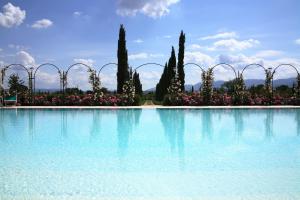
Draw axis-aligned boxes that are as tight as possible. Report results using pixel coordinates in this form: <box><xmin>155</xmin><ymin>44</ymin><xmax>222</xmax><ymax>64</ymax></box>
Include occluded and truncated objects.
<box><xmin>1</xmin><ymin>105</ymin><xmax>300</xmax><ymax>109</ymax></box>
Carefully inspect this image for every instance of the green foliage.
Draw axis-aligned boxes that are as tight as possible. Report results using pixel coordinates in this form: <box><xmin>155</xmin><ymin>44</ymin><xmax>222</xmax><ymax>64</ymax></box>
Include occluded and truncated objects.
<box><xmin>117</xmin><ymin>24</ymin><xmax>130</xmax><ymax>93</ymax></box>
<box><xmin>133</xmin><ymin>71</ymin><xmax>143</xmax><ymax>95</ymax></box>
<box><xmin>249</xmin><ymin>84</ymin><xmax>265</xmax><ymax>96</ymax></box>
<box><xmin>65</xmin><ymin>87</ymin><xmax>83</xmax><ymax>95</ymax></box>
<box><xmin>233</xmin><ymin>74</ymin><xmax>246</xmax><ymax>104</ymax></box>
<box><xmin>201</xmin><ymin>68</ymin><xmax>214</xmax><ymax>105</ymax></box>
<box><xmin>133</xmin><ymin>94</ymin><xmax>142</xmax><ymax>106</ymax></box>
<box><xmin>177</xmin><ymin>31</ymin><xmax>185</xmax><ymax>92</ymax></box>
<box><xmin>275</xmin><ymin>85</ymin><xmax>293</xmax><ymax>97</ymax></box>
<box><xmin>167</xmin><ymin>46</ymin><xmax>177</xmax><ymax>85</ymax></box>
<box><xmin>296</xmin><ymin>74</ymin><xmax>300</xmax><ymax>97</ymax></box>
<box><xmin>265</xmin><ymin>69</ymin><xmax>273</xmax><ymax>99</ymax></box>
<box><xmin>155</xmin><ymin>63</ymin><xmax>168</xmax><ymax>101</ymax></box>
<box><xmin>8</xmin><ymin>74</ymin><xmax>28</xmax><ymax>95</ymax></box>
<box><xmin>88</xmin><ymin>69</ymin><xmax>103</xmax><ymax>99</ymax></box>
<box><xmin>155</xmin><ymin>47</ymin><xmax>177</xmax><ymax>101</ymax></box>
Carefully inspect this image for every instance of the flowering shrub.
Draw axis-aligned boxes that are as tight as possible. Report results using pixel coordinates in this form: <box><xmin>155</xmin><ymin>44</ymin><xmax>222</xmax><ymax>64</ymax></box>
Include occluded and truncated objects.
<box><xmin>31</xmin><ymin>93</ymin><xmax>139</xmax><ymax>106</ymax></box>
<box><xmin>122</xmin><ymin>79</ymin><xmax>135</xmax><ymax>105</ymax></box>
<box><xmin>162</xmin><ymin>92</ymin><xmax>300</xmax><ymax>106</ymax></box>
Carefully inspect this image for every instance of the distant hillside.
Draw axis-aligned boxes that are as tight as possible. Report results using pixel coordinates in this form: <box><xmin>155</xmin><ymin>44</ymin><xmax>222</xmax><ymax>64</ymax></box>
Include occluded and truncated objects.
<box><xmin>146</xmin><ymin>78</ymin><xmax>297</xmax><ymax>92</ymax></box>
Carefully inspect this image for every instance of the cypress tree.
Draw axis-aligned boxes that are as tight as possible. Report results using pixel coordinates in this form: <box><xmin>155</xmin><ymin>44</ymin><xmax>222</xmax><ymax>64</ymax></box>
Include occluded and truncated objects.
<box><xmin>177</xmin><ymin>31</ymin><xmax>185</xmax><ymax>92</ymax></box>
<box><xmin>155</xmin><ymin>63</ymin><xmax>168</xmax><ymax>101</ymax></box>
<box><xmin>167</xmin><ymin>46</ymin><xmax>177</xmax><ymax>87</ymax></box>
<box><xmin>133</xmin><ymin>71</ymin><xmax>143</xmax><ymax>95</ymax></box>
<box><xmin>117</xmin><ymin>24</ymin><xmax>130</xmax><ymax>93</ymax></box>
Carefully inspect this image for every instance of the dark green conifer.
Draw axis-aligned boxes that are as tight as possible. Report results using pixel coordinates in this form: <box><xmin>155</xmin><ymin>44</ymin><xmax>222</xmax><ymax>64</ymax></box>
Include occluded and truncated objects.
<box><xmin>117</xmin><ymin>24</ymin><xmax>130</xmax><ymax>93</ymax></box>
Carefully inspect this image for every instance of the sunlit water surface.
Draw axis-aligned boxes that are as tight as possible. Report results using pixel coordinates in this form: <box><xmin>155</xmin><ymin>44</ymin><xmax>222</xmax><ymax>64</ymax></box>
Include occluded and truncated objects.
<box><xmin>0</xmin><ymin>108</ymin><xmax>300</xmax><ymax>200</ymax></box>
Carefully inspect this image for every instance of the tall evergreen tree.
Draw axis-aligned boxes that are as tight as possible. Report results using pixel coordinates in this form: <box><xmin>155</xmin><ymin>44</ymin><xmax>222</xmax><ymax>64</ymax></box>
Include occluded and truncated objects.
<box><xmin>117</xmin><ymin>24</ymin><xmax>130</xmax><ymax>93</ymax></box>
<box><xmin>155</xmin><ymin>47</ymin><xmax>177</xmax><ymax>101</ymax></box>
<box><xmin>167</xmin><ymin>46</ymin><xmax>177</xmax><ymax>86</ymax></box>
<box><xmin>177</xmin><ymin>31</ymin><xmax>185</xmax><ymax>92</ymax></box>
<box><xmin>133</xmin><ymin>71</ymin><xmax>143</xmax><ymax>95</ymax></box>
<box><xmin>155</xmin><ymin>63</ymin><xmax>168</xmax><ymax>101</ymax></box>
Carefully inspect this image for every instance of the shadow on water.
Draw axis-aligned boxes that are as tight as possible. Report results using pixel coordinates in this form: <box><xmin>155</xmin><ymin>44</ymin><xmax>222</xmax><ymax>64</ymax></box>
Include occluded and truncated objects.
<box><xmin>117</xmin><ymin>109</ymin><xmax>142</xmax><ymax>158</ymax></box>
<box><xmin>157</xmin><ymin>109</ymin><xmax>185</xmax><ymax>170</ymax></box>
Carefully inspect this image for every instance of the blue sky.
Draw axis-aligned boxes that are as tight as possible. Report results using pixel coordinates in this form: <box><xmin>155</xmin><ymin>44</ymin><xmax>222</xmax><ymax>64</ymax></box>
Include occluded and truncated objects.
<box><xmin>0</xmin><ymin>0</ymin><xmax>300</xmax><ymax>90</ymax></box>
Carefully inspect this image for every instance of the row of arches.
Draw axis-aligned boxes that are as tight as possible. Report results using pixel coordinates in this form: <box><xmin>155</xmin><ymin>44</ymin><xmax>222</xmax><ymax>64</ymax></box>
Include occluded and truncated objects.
<box><xmin>0</xmin><ymin>62</ymin><xmax>299</xmax><ymax>102</ymax></box>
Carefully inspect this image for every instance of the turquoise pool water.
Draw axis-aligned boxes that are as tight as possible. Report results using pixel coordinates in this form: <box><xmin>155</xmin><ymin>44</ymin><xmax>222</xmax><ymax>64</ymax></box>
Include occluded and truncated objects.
<box><xmin>0</xmin><ymin>108</ymin><xmax>300</xmax><ymax>200</ymax></box>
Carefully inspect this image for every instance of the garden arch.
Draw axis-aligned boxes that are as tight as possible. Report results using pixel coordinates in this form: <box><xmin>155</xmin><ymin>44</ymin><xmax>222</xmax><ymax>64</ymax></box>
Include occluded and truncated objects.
<box><xmin>0</xmin><ymin>64</ymin><xmax>33</xmax><ymax>103</ymax></box>
<box><xmin>33</xmin><ymin>63</ymin><xmax>62</xmax><ymax>93</ymax></box>
<box><xmin>184</xmin><ymin>63</ymin><xmax>205</xmax><ymax>73</ymax></box>
<box><xmin>211</xmin><ymin>63</ymin><xmax>238</xmax><ymax>79</ymax></box>
<box><xmin>96</xmin><ymin>63</ymin><xmax>118</xmax><ymax>90</ymax></box>
<box><xmin>241</xmin><ymin>63</ymin><xmax>267</xmax><ymax>76</ymax></box>
<box><xmin>97</xmin><ymin>63</ymin><xmax>118</xmax><ymax>78</ymax></box>
<box><xmin>64</xmin><ymin>63</ymin><xmax>95</xmax><ymax>93</ymax></box>
<box><xmin>183</xmin><ymin>63</ymin><xmax>206</xmax><ymax>91</ymax></box>
<box><xmin>272</xmin><ymin>64</ymin><xmax>300</xmax><ymax>95</ymax></box>
<box><xmin>133</xmin><ymin>63</ymin><xmax>165</xmax><ymax>91</ymax></box>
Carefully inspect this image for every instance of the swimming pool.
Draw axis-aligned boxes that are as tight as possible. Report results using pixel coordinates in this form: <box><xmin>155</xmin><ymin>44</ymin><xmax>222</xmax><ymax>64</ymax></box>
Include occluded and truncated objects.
<box><xmin>0</xmin><ymin>108</ymin><xmax>300</xmax><ymax>200</ymax></box>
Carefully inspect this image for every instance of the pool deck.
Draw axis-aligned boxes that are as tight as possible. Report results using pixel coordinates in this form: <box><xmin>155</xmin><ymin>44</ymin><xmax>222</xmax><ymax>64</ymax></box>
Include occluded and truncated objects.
<box><xmin>1</xmin><ymin>105</ymin><xmax>300</xmax><ymax>109</ymax></box>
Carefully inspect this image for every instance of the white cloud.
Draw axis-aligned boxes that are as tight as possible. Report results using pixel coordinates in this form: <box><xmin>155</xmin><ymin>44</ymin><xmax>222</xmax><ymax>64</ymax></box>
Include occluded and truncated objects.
<box><xmin>8</xmin><ymin>44</ymin><xmax>29</xmax><ymax>51</ymax></box>
<box><xmin>15</xmin><ymin>51</ymin><xmax>36</xmax><ymax>67</ymax></box>
<box><xmin>188</xmin><ymin>44</ymin><xmax>202</xmax><ymax>50</ymax></box>
<box><xmin>116</xmin><ymin>0</ymin><xmax>180</xmax><ymax>18</ymax></box>
<box><xmin>295</xmin><ymin>38</ymin><xmax>300</xmax><ymax>45</ymax></box>
<box><xmin>254</xmin><ymin>50</ymin><xmax>283</xmax><ymax>58</ymax></box>
<box><xmin>31</xmin><ymin>19</ymin><xmax>53</xmax><ymax>29</ymax></box>
<box><xmin>185</xmin><ymin>51</ymin><xmax>215</xmax><ymax>67</ymax></box>
<box><xmin>200</xmin><ymin>32</ymin><xmax>237</xmax><ymax>40</ymax></box>
<box><xmin>35</xmin><ymin>71</ymin><xmax>60</xmax><ymax>89</ymax></box>
<box><xmin>210</xmin><ymin>38</ymin><xmax>260</xmax><ymax>51</ymax></box>
<box><xmin>133</xmin><ymin>38</ymin><xmax>143</xmax><ymax>43</ymax></box>
<box><xmin>0</xmin><ymin>3</ymin><xmax>26</xmax><ymax>28</ymax></box>
<box><xmin>73</xmin><ymin>58</ymin><xmax>95</xmax><ymax>67</ymax></box>
<box><xmin>163</xmin><ymin>35</ymin><xmax>172</xmax><ymax>38</ymax></box>
<box><xmin>129</xmin><ymin>52</ymin><xmax>164</xmax><ymax>60</ymax></box>
<box><xmin>73</xmin><ymin>11</ymin><xmax>82</xmax><ymax>17</ymax></box>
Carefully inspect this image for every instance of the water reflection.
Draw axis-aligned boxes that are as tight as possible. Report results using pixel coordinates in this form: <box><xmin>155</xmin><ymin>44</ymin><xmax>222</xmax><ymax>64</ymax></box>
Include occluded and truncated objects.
<box><xmin>201</xmin><ymin>110</ymin><xmax>212</xmax><ymax>140</ymax></box>
<box><xmin>234</xmin><ymin>109</ymin><xmax>244</xmax><ymax>140</ymax></box>
<box><xmin>0</xmin><ymin>109</ymin><xmax>5</xmax><ymax>142</ymax></box>
<box><xmin>28</xmin><ymin>110</ymin><xmax>35</xmax><ymax>139</ymax></box>
<box><xmin>265</xmin><ymin>109</ymin><xmax>274</xmax><ymax>140</ymax></box>
<box><xmin>117</xmin><ymin>109</ymin><xmax>142</xmax><ymax>158</ymax></box>
<box><xmin>90</xmin><ymin>110</ymin><xmax>101</xmax><ymax>141</ymax></box>
<box><xmin>158</xmin><ymin>109</ymin><xmax>185</xmax><ymax>169</ymax></box>
<box><xmin>296</xmin><ymin>111</ymin><xmax>300</xmax><ymax>136</ymax></box>
<box><xmin>61</xmin><ymin>110</ymin><xmax>68</xmax><ymax>138</ymax></box>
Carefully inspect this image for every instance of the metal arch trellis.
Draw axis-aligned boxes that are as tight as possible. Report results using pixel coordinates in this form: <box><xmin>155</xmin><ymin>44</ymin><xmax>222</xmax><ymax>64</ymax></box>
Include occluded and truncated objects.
<box><xmin>272</xmin><ymin>64</ymin><xmax>300</xmax><ymax>96</ymax></box>
<box><xmin>211</xmin><ymin>63</ymin><xmax>238</xmax><ymax>79</ymax></box>
<box><xmin>64</xmin><ymin>63</ymin><xmax>96</xmax><ymax>93</ymax></box>
<box><xmin>272</xmin><ymin>64</ymin><xmax>300</xmax><ymax>76</ymax></box>
<box><xmin>0</xmin><ymin>64</ymin><xmax>34</xmax><ymax>104</ymax></box>
<box><xmin>133</xmin><ymin>62</ymin><xmax>165</xmax><ymax>72</ymax></box>
<box><xmin>241</xmin><ymin>63</ymin><xmax>267</xmax><ymax>76</ymax></box>
<box><xmin>97</xmin><ymin>63</ymin><xmax>118</xmax><ymax>79</ymax></box>
<box><xmin>33</xmin><ymin>63</ymin><xmax>62</xmax><ymax>94</ymax></box>
<box><xmin>183</xmin><ymin>63</ymin><xmax>206</xmax><ymax>73</ymax></box>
